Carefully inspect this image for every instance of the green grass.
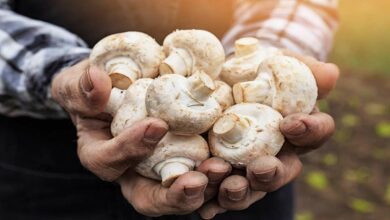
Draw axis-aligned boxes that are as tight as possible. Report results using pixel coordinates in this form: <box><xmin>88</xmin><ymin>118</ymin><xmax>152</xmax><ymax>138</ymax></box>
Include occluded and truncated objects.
<box><xmin>329</xmin><ymin>0</ymin><xmax>390</xmax><ymax>76</ymax></box>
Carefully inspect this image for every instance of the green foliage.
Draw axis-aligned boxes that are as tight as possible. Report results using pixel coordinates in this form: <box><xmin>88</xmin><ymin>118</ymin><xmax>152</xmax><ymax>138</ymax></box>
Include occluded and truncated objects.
<box><xmin>344</xmin><ymin>168</ymin><xmax>370</xmax><ymax>184</ymax></box>
<box><xmin>295</xmin><ymin>211</ymin><xmax>314</xmax><ymax>220</ymax></box>
<box><xmin>305</xmin><ymin>171</ymin><xmax>329</xmax><ymax>191</ymax></box>
<box><xmin>348</xmin><ymin>198</ymin><xmax>375</xmax><ymax>214</ymax></box>
<box><xmin>364</xmin><ymin>103</ymin><xmax>388</xmax><ymax>116</ymax></box>
<box><xmin>385</xmin><ymin>183</ymin><xmax>390</xmax><ymax>205</ymax></box>
<box><xmin>322</xmin><ymin>153</ymin><xmax>338</xmax><ymax>166</ymax></box>
<box><xmin>318</xmin><ymin>100</ymin><xmax>330</xmax><ymax>113</ymax></box>
<box><xmin>341</xmin><ymin>114</ymin><xmax>359</xmax><ymax>127</ymax></box>
<box><xmin>375</xmin><ymin>122</ymin><xmax>390</xmax><ymax>138</ymax></box>
<box><xmin>333</xmin><ymin>129</ymin><xmax>352</xmax><ymax>143</ymax></box>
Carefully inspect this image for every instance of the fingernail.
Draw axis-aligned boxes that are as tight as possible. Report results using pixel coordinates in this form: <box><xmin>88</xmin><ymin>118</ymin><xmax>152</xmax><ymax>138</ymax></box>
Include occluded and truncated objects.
<box><xmin>283</xmin><ymin>120</ymin><xmax>307</xmax><ymax>136</ymax></box>
<box><xmin>253</xmin><ymin>167</ymin><xmax>277</xmax><ymax>182</ymax></box>
<box><xmin>143</xmin><ymin>123</ymin><xmax>168</xmax><ymax>145</ymax></box>
<box><xmin>184</xmin><ymin>185</ymin><xmax>206</xmax><ymax>198</ymax></box>
<box><xmin>80</xmin><ymin>67</ymin><xmax>94</xmax><ymax>92</ymax></box>
<box><xmin>207</xmin><ymin>171</ymin><xmax>227</xmax><ymax>185</ymax></box>
<box><xmin>226</xmin><ymin>187</ymin><xmax>247</xmax><ymax>201</ymax></box>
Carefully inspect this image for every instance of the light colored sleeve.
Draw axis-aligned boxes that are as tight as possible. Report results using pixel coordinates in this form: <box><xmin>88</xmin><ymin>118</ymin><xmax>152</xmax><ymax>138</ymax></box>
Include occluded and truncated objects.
<box><xmin>222</xmin><ymin>0</ymin><xmax>339</xmax><ymax>61</ymax></box>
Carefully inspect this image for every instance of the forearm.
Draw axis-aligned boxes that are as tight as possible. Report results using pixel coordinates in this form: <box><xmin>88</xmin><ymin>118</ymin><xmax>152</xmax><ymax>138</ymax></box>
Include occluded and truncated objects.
<box><xmin>0</xmin><ymin>7</ymin><xmax>90</xmax><ymax>118</ymax></box>
<box><xmin>222</xmin><ymin>0</ymin><xmax>339</xmax><ymax>61</ymax></box>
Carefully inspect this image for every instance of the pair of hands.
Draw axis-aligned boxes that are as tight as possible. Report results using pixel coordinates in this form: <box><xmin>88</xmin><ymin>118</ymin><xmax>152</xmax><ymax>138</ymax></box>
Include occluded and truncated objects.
<box><xmin>51</xmin><ymin>53</ymin><xmax>339</xmax><ymax>219</ymax></box>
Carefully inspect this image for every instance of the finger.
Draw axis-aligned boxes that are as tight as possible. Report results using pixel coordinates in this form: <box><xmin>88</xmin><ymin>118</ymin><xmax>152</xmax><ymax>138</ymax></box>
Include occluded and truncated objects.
<box><xmin>218</xmin><ymin>175</ymin><xmax>266</xmax><ymax>210</ymax></box>
<box><xmin>121</xmin><ymin>171</ymin><xmax>208</xmax><ymax>216</ymax></box>
<box><xmin>280</xmin><ymin>112</ymin><xmax>335</xmax><ymax>151</ymax></box>
<box><xmin>78</xmin><ymin>117</ymin><xmax>168</xmax><ymax>181</ymax></box>
<box><xmin>51</xmin><ymin>60</ymin><xmax>112</xmax><ymax>116</ymax></box>
<box><xmin>198</xmin><ymin>200</ymin><xmax>227</xmax><ymax>220</ymax></box>
<box><xmin>246</xmin><ymin>147</ymin><xmax>302</xmax><ymax>192</ymax></box>
<box><xmin>196</xmin><ymin>157</ymin><xmax>232</xmax><ymax>201</ymax></box>
<box><xmin>282</xmin><ymin>50</ymin><xmax>340</xmax><ymax>99</ymax></box>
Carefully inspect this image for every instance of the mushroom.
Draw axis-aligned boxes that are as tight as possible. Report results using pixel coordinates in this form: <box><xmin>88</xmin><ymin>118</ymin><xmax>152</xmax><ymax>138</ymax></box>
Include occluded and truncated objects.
<box><xmin>159</xmin><ymin>29</ymin><xmax>225</xmax><ymax>79</ymax></box>
<box><xmin>90</xmin><ymin>31</ymin><xmax>164</xmax><ymax>90</ymax></box>
<box><xmin>209</xmin><ymin>103</ymin><xmax>284</xmax><ymax>168</ymax></box>
<box><xmin>146</xmin><ymin>71</ymin><xmax>222</xmax><ymax>135</ymax></box>
<box><xmin>109</xmin><ymin>78</ymin><xmax>210</xmax><ymax>187</ymax></box>
<box><xmin>233</xmin><ymin>55</ymin><xmax>318</xmax><ymax>116</ymax></box>
<box><xmin>110</xmin><ymin>78</ymin><xmax>153</xmax><ymax>137</ymax></box>
<box><xmin>220</xmin><ymin>37</ymin><xmax>281</xmax><ymax>86</ymax></box>
<box><xmin>104</xmin><ymin>88</ymin><xmax>126</xmax><ymax>116</ymax></box>
<box><xmin>212</xmin><ymin>80</ymin><xmax>234</xmax><ymax>111</ymax></box>
<box><xmin>135</xmin><ymin>132</ymin><xmax>209</xmax><ymax>187</ymax></box>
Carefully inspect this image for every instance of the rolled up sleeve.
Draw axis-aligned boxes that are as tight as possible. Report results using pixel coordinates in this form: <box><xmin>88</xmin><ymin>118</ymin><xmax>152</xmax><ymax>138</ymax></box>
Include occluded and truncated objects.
<box><xmin>0</xmin><ymin>6</ymin><xmax>91</xmax><ymax>118</ymax></box>
<box><xmin>222</xmin><ymin>0</ymin><xmax>339</xmax><ymax>61</ymax></box>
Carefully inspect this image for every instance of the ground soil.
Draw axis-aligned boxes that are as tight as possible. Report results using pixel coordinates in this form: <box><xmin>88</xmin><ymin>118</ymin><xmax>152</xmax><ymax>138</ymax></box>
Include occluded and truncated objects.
<box><xmin>295</xmin><ymin>71</ymin><xmax>390</xmax><ymax>220</ymax></box>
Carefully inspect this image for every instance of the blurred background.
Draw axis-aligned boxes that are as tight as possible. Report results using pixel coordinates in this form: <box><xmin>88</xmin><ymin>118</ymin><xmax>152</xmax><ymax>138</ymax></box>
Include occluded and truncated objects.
<box><xmin>295</xmin><ymin>0</ymin><xmax>390</xmax><ymax>220</ymax></box>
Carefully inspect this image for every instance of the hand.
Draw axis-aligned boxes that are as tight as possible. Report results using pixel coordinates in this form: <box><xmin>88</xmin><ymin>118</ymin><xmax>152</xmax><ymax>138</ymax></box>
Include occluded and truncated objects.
<box><xmin>198</xmin><ymin>53</ymin><xmax>340</xmax><ymax>219</ymax></box>
<box><xmin>51</xmin><ymin>60</ymin><xmax>168</xmax><ymax>181</ymax></box>
<box><xmin>118</xmin><ymin>157</ymin><xmax>231</xmax><ymax>217</ymax></box>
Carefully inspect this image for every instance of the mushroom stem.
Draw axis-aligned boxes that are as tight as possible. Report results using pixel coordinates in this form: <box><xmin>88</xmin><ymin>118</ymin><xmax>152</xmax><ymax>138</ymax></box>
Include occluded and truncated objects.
<box><xmin>105</xmin><ymin>57</ymin><xmax>140</xmax><ymax>90</ymax></box>
<box><xmin>235</xmin><ymin>37</ymin><xmax>259</xmax><ymax>56</ymax></box>
<box><xmin>213</xmin><ymin>113</ymin><xmax>250</xmax><ymax>144</ymax></box>
<box><xmin>187</xmin><ymin>72</ymin><xmax>215</xmax><ymax>101</ymax></box>
<box><xmin>105</xmin><ymin>87</ymin><xmax>125</xmax><ymax>115</ymax></box>
<box><xmin>160</xmin><ymin>49</ymin><xmax>192</xmax><ymax>76</ymax></box>
<box><xmin>233</xmin><ymin>79</ymin><xmax>271</xmax><ymax>104</ymax></box>
<box><xmin>153</xmin><ymin>157</ymin><xmax>195</xmax><ymax>187</ymax></box>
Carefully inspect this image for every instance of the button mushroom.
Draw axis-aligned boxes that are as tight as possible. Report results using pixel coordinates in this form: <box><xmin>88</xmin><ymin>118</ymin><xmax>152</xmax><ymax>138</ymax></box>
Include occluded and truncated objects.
<box><xmin>212</xmin><ymin>80</ymin><xmax>234</xmax><ymax>111</ymax></box>
<box><xmin>135</xmin><ymin>132</ymin><xmax>209</xmax><ymax>187</ymax></box>
<box><xmin>220</xmin><ymin>37</ymin><xmax>281</xmax><ymax>86</ymax></box>
<box><xmin>110</xmin><ymin>78</ymin><xmax>153</xmax><ymax>137</ymax></box>
<box><xmin>90</xmin><ymin>32</ymin><xmax>165</xmax><ymax>90</ymax></box>
<box><xmin>209</xmin><ymin>103</ymin><xmax>284</xmax><ymax>168</ymax></box>
<box><xmin>233</xmin><ymin>55</ymin><xmax>318</xmax><ymax>116</ymax></box>
<box><xmin>146</xmin><ymin>71</ymin><xmax>222</xmax><ymax>135</ymax></box>
<box><xmin>109</xmin><ymin>78</ymin><xmax>210</xmax><ymax>187</ymax></box>
<box><xmin>159</xmin><ymin>29</ymin><xmax>225</xmax><ymax>79</ymax></box>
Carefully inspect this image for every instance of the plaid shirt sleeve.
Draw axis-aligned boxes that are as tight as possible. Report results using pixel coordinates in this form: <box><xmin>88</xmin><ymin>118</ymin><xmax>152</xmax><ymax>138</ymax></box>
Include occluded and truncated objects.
<box><xmin>222</xmin><ymin>0</ymin><xmax>339</xmax><ymax>61</ymax></box>
<box><xmin>0</xmin><ymin>0</ymin><xmax>90</xmax><ymax>118</ymax></box>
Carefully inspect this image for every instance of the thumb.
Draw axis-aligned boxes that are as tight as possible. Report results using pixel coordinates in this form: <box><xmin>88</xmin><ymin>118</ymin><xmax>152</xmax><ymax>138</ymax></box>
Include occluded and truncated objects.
<box><xmin>51</xmin><ymin>59</ymin><xmax>112</xmax><ymax>116</ymax></box>
<box><xmin>77</xmin><ymin>117</ymin><xmax>169</xmax><ymax>182</ymax></box>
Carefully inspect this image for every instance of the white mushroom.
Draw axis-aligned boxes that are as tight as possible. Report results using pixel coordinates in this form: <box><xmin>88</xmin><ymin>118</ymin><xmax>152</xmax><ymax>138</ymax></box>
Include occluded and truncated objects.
<box><xmin>146</xmin><ymin>71</ymin><xmax>223</xmax><ymax>135</ymax></box>
<box><xmin>233</xmin><ymin>55</ymin><xmax>318</xmax><ymax>116</ymax></box>
<box><xmin>110</xmin><ymin>78</ymin><xmax>153</xmax><ymax>137</ymax></box>
<box><xmin>90</xmin><ymin>32</ymin><xmax>164</xmax><ymax>90</ymax></box>
<box><xmin>109</xmin><ymin>79</ymin><xmax>210</xmax><ymax>187</ymax></box>
<box><xmin>135</xmin><ymin>132</ymin><xmax>209</xmax><ymax>187</ymax></box>
<box><xmin>212</xmin><ymin>80</ymin><xmax>234</xmax><ymax>111</ymax></box>
<box><xmin>104</xmin><ymin>88</ymin><xmax>126</xmax><ymax>116</ymax></box>
<box><xmin>159</xmin><ymin>29</ymin><xmax>225</xmax><ymax>79</ymax></box>
<box><xmin>209</xmin><ymin>103</ymin><xmax>284</xmax><ymax>168</ymax></box>
<box><xmin>220</xmin><ymin>37</ymin><xmax>281</xmax><ymax>86</ymax></box>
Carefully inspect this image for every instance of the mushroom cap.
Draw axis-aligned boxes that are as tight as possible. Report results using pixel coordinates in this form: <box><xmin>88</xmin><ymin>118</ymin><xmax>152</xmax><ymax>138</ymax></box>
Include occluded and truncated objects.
<box><xmin>221</xmin><ymin>38</ymin><xmax>281</xmax><ymax>86</ymax></box>
<box><xmin>111</xmin><ymin>78</ymin><xmax>153</xmax><ymax>137</ymax></box>
<box><xmin>255</xmin><ymin>55</ymin><xmax>318</xmax><ymax>116</ymax></box>
<box><xmin>146</xmin><ymin>74</ymin><xmax>222</xmax><ymax>135</ymax></box>
<box><xmin>90</xmin><ymin>31</ymin><xmax>165</xmax><ymax>79</ymax></box>
<box><xmin>162</xmin><ymin>29</ymin><xmax>225</xmax><ymax>79</ymax></box>
<box><xmin>209</xmin><ymin>103</ymin><xmax>284</xmax><ymax>168</ymax></box>
<box><xmin>135</xmin><ymin>132</ymin><xmax>210</xmax><ymax>181</ymax></box>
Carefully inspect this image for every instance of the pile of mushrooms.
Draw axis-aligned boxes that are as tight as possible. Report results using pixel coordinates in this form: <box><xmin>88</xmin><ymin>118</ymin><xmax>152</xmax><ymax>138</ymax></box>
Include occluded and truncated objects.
<box><xmin>90</xmin><ymin>31</ymin><xmax>318</xmax><ymax>186</ymax></box>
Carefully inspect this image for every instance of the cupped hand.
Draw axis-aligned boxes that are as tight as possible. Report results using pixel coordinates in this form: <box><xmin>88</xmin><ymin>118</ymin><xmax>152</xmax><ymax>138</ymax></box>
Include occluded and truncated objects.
<box><xmin>51</xmin><ymin>60</ymin><xmax>168</xmax><ymax>181</ymax></box>
<box><xmin>199</xmin><ymin>53</ymin><xmax>340</xmax><ymax>219</ymax></box>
